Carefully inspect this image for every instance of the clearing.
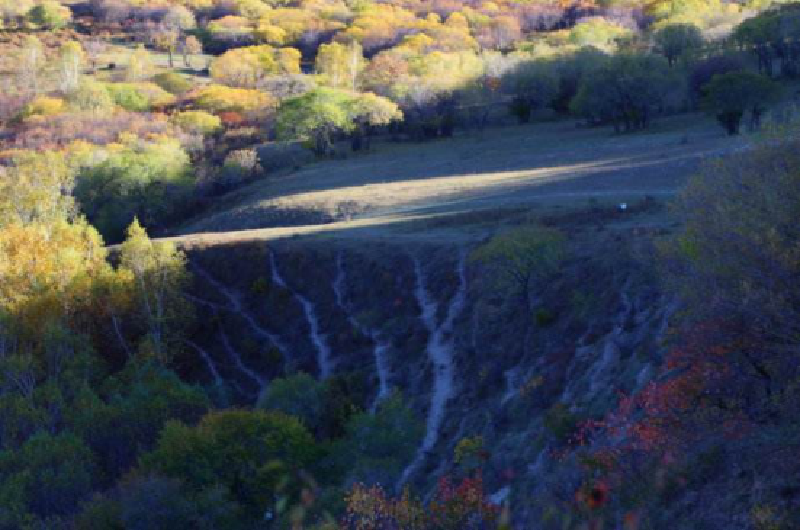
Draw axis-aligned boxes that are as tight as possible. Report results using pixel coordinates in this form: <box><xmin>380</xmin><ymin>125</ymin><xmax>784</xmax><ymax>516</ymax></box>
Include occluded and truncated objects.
<box><xmin>172</xmin><ymin>115</ymin><xmax>748</xmax><ymax>247</ymax></box>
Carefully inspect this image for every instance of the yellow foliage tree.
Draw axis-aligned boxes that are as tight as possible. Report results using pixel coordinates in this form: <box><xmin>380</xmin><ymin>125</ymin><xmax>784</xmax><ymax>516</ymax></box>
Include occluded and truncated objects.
<box><xmin>118</xmin><ymin>219</ymin><xmax>190</xmax><ymax>362</ymax></box>
<box><xmin>210</xmin><ymin>45</ymin><xmax>301</xmax><ymax>87</ymax></box>
<box><xmin>315</xmin><ymin>40</ymin><xmax>365</xmax><ymax>89</ymax></box>
<box><xmin>0</xmin><ymin>219</ymin><xmax>109</xmax><ymax>346</ymax></box>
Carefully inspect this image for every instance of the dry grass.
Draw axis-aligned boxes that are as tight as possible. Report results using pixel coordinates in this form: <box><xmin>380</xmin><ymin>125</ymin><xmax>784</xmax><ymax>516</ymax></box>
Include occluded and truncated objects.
<box><xmin>173</xmin><ymin>114</ymin><xmax>748</xmax><ymax>247</ymax></box>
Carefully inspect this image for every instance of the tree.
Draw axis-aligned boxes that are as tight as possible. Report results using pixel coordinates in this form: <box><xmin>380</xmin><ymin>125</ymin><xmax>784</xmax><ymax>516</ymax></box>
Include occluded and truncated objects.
<box><xmin>0</xmin><ymin>432</ymin><xmax>96</xmax><ymax>522</ymax></box>
<box><xmin>17</xmin><ymin>35</ymin><xmax>44</xmax><ymax>94</ymax></box>
<box><xmin>330</xmin><ymin>392</ymin><xmax>423</xmax><ymax>487</ymax></box>
<box><xmin>163</xmin><ymin>5</ymin><xmax>195</xmax><ymax>33</ymax></box>
<box><xmin>0</xmin><ymin>219</ymin><xmax>108</xmax><ymax>345</ymax></box>
<box><xmin>83</xmin><ymin>38</ymin><xmax>107</xmax><ymax>73</ymax></box>
<box><xmin>654</xmin><ymin>23</ymin><xmax>704</xmax><ymax>66</ymax></box>
<box><xmin>151</xmin><ymin>27</ymin><xmax>179</xmax><ymax>68</ymax></box>
<box><xmin>502</xmin><ymin>59</ymin><xmax>558</xmax><ymax>123</ymax></box>
<box><xmin>26</xmin><ymin>0</ymin><xmax>70</xmax><ymax>29</ymax></box>
<box><xmin>703</xmin><ymin>71</ymin><xmax>781</xmax><ymax>134</ymax></box>
<box><xmin>347</xmin><ymin>91</ymin><xmax>403</xmax><ymax>150</ymax></box>
<box><xmin>571</xmin><ymin>53</ymin><xmax>678</xmax><ymax>131</ymax></box>
<box><xmin>73</xmin><ymin>362</ymin><xmax>209</xmax><ymax>478</ymax></box>
<box><xmin>1</xmin><ymin>0</ymin><xmax>34</xmax><ymax>28</ymax></box>
<box><xmin>567</xmin><ymin>17</ymin><xmax>631</xmax><ymax>51</ymax></box>
<box><xmin>210</xmin><ymin>45</ymin><xmax>301</xmax><ymax>88</ymax></box>
<box><xmin>258</xmin><ymin>372</ymin><xmax>326</xmax><ymax>430</ymax></box>
<box><xmin>57</xmin><ymin>41</ymin><xmax>84</xmax><ymax>92</ymax></box>
<box><xmin>689</xmin><ymin>54</ymin><xmax>745</xmax><ymax>102</ymax></box>
<box><xmin>663</xmin><ymin>140</ymin><xmax>800</xmax><ymax>347</ymax></box>
<box><xmin>551</xmin><ymin>47</ymin><xmax>607</xmax><ymax>114</ymax></box>
<box><xmin>471</xmin><ymin>225</ymin><xmax>565</xmax><ymax>354</ymax></box>
<box><xmin>140</xmin><ymin>409</ymin><xmax>319</xmax><ymax>523</ymax></box>
<box><xmin>75</xmin><ymin>137</ymin><xmax>193</xmax><ymax>241</ymax></box>
<box><xmin>0</xmin><ymin>150</ymin><xmax>74</xmax><ymax>227</ymax></box>
<box><xmin>733</xmin><ymin>10</ymin><xmax>779</xmax><ymax>75</ymax></box>
<box><xmin>361</xmin><ymin>50</ymin><xmax>410</xmax><ymax>98</ymax></box>
<box><xmin>152</xmin><ymin>71</ymin><xmax>194</xmax><ymax>94</ymax></box>
<box><xmin>315</xmin><ymin>40</ymin><xmax>365</xmax><ymax>90</ymax></box>
<box><xmin>180</xmin><ymin>35</ymin><xmax>202</xmax><ymax>69</ymax></box>
<box><xmin>276</xmin><ymin>88</ymin><xmax>401</xmax><ymax>156</ymax></box>
<box><xmin>471</xmin><ymin>225</ymin><xmax>565</xmax><ymax>317</ymax></box>
<box><xmin>117</xmin><ymin>219</ymin><xmax>190</xmax><ymax>361</ymax></box>
<box><xmin>126</xmin><ymin>46</ymin><xmax>154</xmax><ymax>82</ymax></box>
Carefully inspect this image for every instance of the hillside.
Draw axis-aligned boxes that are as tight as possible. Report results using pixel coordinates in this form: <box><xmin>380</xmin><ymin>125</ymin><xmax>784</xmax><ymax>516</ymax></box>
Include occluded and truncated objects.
<box><xmin>3</xmin><ymin>0</ymin><xmax>800</xmax><ymax>526</ymax></box>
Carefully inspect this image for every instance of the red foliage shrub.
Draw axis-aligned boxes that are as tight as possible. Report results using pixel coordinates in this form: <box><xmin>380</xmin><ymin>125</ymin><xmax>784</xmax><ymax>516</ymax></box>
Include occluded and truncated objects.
<box><xmin>571</xmin><ymin>319</ymin><xmax>756</xmax><ymax>484</ymax></box>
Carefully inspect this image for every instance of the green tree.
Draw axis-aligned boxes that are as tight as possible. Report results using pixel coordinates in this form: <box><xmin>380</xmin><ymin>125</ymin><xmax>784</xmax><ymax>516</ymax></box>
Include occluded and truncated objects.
<box><xmin>277</xmin><ymin>88</ymin><xmax>401</xmax><ymax>155</ymax></box>
<box><xmin>471</xmin><ymin>225</ymin><xmax>565</xmax><ymax>355</ymax></box>
<box><xmin>502</xmin><ymin>60</ymin><xmax>558</xmax><ymax>123</ymax></box>
<box><xmin>140</xmin><ymin>409</ymin><xmax>319</xmax><ymax>523</ymax></box>
<box><xmin>733</xmin><ymin>10</ymin><xmax>779</xmax><ymax>75</ymax></box>
<box><xmin>703</xmin><ymin>71</ymin><xmax>781</xmax><ymax>134</ymax></box>
<box><xmin>663</xmin><ymin>140</ymin><xmax>800</xmax><ymax>346</ymax></box>
<box><xmin>330</xmin><ymin>392</ymin><xmax>423</xmax><ymax>487</ymax></box>
<box><xmin>0</xmin><ymin>432</ymin><xmax>95</xmax><ymax>524</ymax></box>
<box><xmin>567</xmin><ymin>17</ymin><xmax>631</xmax><ymax>51</ymax></box>
<box><xmin>276</xmin><ymin>88</ymin><xmax>354</xmax><ymax>155</ymax></box>
<box><xmin>26</xmin><ymin>0</ymin><xmax>70</xmax><ymax>29</ymax></box>
<box><xmin>471</xmin><ymin>225</ymin><xmax>565</xmax><ymax>317</ymax></box>
<box><xmin>654</xmin><ymin>23</ymin><xmax>704</xmax><ymax>67</ymax></box>
<box><xmin>571</xmin><ymin>53</ymin><xmax>678</xmax><ymax>131</ymax></box>
<box><xmin>258</xmin><ymin>372</ymin><xmax>326</xmax><ymax>430</ymax></box>
<box><xmin>72</xmin><ymin>362</ymin><xmax>209</xmax><ymax>481</ymax></box>
<box><xmin>75</xmin><ymin>138</ymin><xmax>193</xmax><ymax>241</ymax></box>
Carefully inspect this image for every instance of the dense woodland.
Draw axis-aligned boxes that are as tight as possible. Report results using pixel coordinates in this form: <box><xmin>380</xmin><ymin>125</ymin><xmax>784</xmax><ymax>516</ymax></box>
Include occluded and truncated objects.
<box><xmin>1</xmin><ymin>0</ymin><xmax>800</xmax><ymax>527</ymax></box>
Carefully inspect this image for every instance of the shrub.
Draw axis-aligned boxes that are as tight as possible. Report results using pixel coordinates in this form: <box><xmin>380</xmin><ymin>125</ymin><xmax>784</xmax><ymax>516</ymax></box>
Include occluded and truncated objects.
<box><xmin>151</xmin><ymin>72</ymin><xmax>194</xmax><ymax>95</ymax></box>
<box><xmin>256</xmin><ymin>141</ymin><xmax>314</xmax><ymax>173</ymax></box>
<box><xmin>544</xmin><ymin>402</ymin><xmax>579</xmax><ymax>442</ymax></box>
<box><xmin>172</xmin><ymin>110</ymin><xmax>222</xmax><ymax>135</ymax></box>
<box><xmin>66</xmin><ymin>81</ymin><xmax>114</xmax><ymax>114</ymax></box>
<box><xmin>105</xmin><ymin>83</ymin><xmax>176</xmax><ymax>112</ymax></box>
<box><xmin>220</xmin><ymin>148</ymin><xmax>259</xmax><ymax>185</ymax></box>
<box><xmin>16</xmin><ymin>96</ymin><xmax>65</xmax><ymax>122</ymax></box>
<box><xmin>190</xmin><ymin>85</ymin><xmax>276</xmax><ymax>115</ymax></box>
